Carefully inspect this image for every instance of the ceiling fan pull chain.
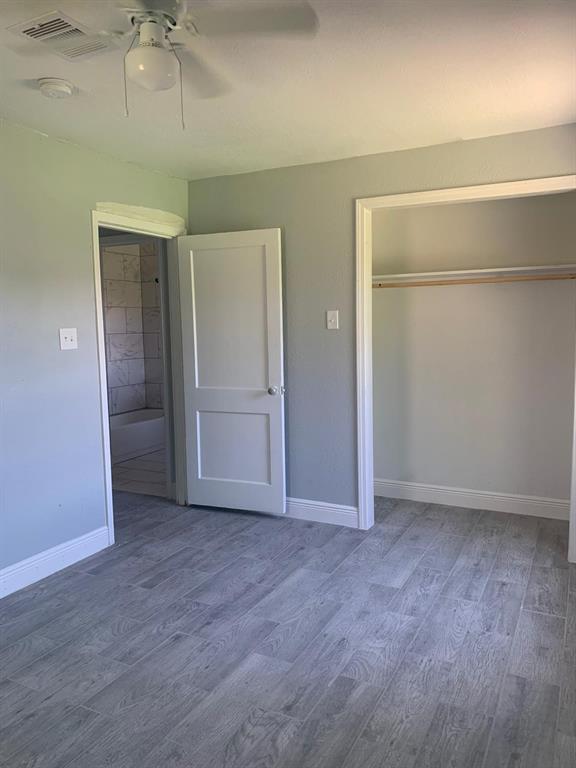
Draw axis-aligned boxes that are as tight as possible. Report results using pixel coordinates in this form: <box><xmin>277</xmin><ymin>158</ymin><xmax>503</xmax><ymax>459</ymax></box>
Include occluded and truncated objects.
<box><xmin>167</xmin><ymin>35</ymin><xmax>186</xmax><ymax>131</ymax></box>
<box><xmin>123</xmin><ymin>32</ymin><xmax>139</xmax><ymax>119</ymax></box>
<box><xmin>122</xmin><ymin>58</ymin><xmax>129</xmax><ymax>118</ymax></box>
<box><xmin>179</xmin><ymin>59</ymin><xmax>185</xmax><ymax>131</ymax></box>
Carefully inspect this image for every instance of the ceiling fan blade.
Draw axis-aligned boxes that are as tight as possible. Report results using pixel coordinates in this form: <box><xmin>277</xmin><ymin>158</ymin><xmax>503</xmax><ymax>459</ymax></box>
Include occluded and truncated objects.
<box><xmin>174</xmin><ymin>46</ymin><xmax>231</xmax><ymax>98</ymax></box>
<box><xmin>99</xmin><ymin>29</ymin><xmax>134</xmax><ymax>41</ymax></box>
<box><xmin>118</xmin><ymin>1</ymin><xmax>185</xmax><ymax>19</ymax></box>
<box><xmin>188</xmin><ymin>1</ymin><xmax>318</xmax><ymax>37</ymax></box>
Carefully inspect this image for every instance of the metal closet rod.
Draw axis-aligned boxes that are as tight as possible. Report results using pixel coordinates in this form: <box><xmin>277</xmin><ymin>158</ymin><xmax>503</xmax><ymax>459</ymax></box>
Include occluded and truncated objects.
<box><xmin>372</xmin><ymin>265</ymin><xmax>576</xmax><ymax>289</ymax></box>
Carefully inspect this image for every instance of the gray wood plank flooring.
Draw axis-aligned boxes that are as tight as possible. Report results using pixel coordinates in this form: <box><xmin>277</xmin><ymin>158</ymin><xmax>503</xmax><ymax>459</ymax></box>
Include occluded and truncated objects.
<box><xmin>1</xmin><ymin>494</ymin><xmax>574</xmax><ymax>768</ymax></box>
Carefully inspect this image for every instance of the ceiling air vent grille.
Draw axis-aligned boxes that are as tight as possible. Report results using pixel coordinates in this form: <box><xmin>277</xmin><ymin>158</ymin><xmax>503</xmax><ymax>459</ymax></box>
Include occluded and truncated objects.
<box><xmin>8</xmin><ymin>11</ymin><xmax>116</xmax><ymax>60</ymax></box>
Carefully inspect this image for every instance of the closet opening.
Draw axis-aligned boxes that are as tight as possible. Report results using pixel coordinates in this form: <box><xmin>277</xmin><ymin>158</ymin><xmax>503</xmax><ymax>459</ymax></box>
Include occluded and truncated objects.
<box><xmin>355</xmin><ymin>176</ymin><xmax>576</xmax><ymax>562</ymax></box>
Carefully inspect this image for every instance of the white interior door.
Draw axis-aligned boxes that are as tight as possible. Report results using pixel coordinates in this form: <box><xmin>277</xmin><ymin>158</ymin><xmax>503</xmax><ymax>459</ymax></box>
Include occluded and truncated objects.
<box><xmin>176</xmin><ymin>229</ymin><xmax>285</xmax><ymax>515</ymax></box>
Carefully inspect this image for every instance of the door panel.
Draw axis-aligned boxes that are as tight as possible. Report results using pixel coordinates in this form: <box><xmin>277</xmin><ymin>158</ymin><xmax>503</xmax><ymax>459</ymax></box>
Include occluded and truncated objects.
<box><xmin>198</xmin><ymin>411</ymin><xmax>271</xmax><ymax>483</ymax></box>
<box><xmin>176</xmin><ymin>229</ymin><xmax>285</xmax><ymax>515</ymax></box>
<box><xmin>193</xmin><ymin>245</ymin><xmax>268</xmax><ymax>389</ymax></box>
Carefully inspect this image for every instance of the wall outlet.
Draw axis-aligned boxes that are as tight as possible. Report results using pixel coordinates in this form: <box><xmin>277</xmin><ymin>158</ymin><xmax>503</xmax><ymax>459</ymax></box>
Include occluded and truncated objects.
<box><xmin>326</xmin><ymin>310</ymin><xmax>339</xmax><ymax>330</ymax></box>
<box><xmin>59</xmin><ymin>328</ymin><xmax>78</xmax><ymax>350</ymax></box>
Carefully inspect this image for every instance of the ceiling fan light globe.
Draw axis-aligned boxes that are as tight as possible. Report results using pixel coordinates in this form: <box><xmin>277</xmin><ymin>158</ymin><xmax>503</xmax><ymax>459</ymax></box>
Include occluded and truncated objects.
<box><xmin>125</xmin><ymin>45</ymin><xmax>178</xmax><ymax>91</ymax></box>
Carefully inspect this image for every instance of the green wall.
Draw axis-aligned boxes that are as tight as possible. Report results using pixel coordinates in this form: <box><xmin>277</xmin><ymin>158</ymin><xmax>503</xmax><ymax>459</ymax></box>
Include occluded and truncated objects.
<box><xmin>0</xmin><ymin>120</ymin><xmax>187</xmax><ymax>568</ymax></box>
<box><xmin>188</xmin><ymin>124</ymin><xmax>576</xmax><ymax>507</ymax></box>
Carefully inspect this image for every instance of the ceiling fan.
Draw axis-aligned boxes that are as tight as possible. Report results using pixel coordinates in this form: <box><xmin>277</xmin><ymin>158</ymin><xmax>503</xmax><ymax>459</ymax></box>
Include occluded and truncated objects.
<box><xmin>8</xmin><ymin>1</ymin><xmax>318</xmax><ymax>124</ymax></box>
<box><xmin>111</xmin><ymin>0</ymin><xmax>318</xmax><ymax>97</ymax></box>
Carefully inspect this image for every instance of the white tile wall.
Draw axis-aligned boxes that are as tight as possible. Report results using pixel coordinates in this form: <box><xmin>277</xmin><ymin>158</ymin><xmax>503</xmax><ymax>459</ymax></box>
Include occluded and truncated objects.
<box><xmin>141</xmin><ymin>253</ymin><xmax>157</xmax><ymax>282</ymax></box>
<box><xmin>142</xmin><ymin>307</ymin><xmax>161</xmax><ymax>333</ymax></box>
<box><xmin>126</xmin><ymin>307</ymin><xmax>143</xmax><ymax>333</ymax></box>
<box><xmin>145</xmin><ymin>382</ymin><xmax>163</xmax><ymax>408</ymax></box>
<box><xmin>107</xmin><ymin>361</ymin><xmax>130</xmax><ymax>388</ymax></box>
<box><xmin>105</xmin><ymin>280</ymin><xmax>142</xmax><ymax>308</ymax></box>
<box><xmin>105</xmin><ymin>244</ymin><xmax>140</xmax><ymax>256</ymax></box>
<box><xmin>109</xmin><ymin>384</ymin><xmax>146</xmax><ymax>414</ymax></box>
<box><xmin>127</xmin><ymin>358</ymin><xmax>145</xmax><ymax>384</ymax></box>
<box><xmin>145</xmin><ymin>358</ymin><xmax>163</xmax><ymax>383</ymax></box>
<box><xmin>109</xmin><ymin>333</ymin><xmax>144</xmax><ymax>361</ymax></box>
<box><xmin>143</xmin><ymin>333</ymin><xmax>160</xmax><ymax>359</ymax></box>
<box><xmin>142</xmin><ymin>282</ymin><xmax>160</xmax><ymax>308</ymax></box>
<box><xmin>101</xmin><ymin>239</ymin><xmax>165</xmax><ymax>414</ymax></box>
<box><xmin>123</xmin><ymin>253</ymin><xmax>141</xmax><ymax>282</ymax></box>
<box><xmin>102</xmin><ymin>252</ymin><xmax>124</xmax><ymax>280</ymax></box>
<box><xmin>108</xmin><ymin>359</ymin><xmax>146</xmax><ymax>386</ymax></box>
<box><xmin>105</xmin><ymin>307</ymin><xmax>126</xmax><ymax>334</ymax></box>
<box><xmin>140</xmin><ymin>245</ymin><xmax>164</xmax><ymax>410</ymax></box>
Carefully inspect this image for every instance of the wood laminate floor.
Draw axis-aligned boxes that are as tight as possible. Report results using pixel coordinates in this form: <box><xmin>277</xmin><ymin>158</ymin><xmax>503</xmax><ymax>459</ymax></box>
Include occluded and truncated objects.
<box><xmin>112</xmin><ymin>449</ymin><xmax>167</xmax><ymax>498</ymax></box>
<box><xmin>1</xmin><ymin>494</ymin><xmax>575</xmax><ymax>768</ymax></box>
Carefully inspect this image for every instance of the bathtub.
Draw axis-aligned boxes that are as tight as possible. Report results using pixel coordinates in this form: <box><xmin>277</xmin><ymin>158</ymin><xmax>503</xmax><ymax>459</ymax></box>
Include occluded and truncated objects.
<box><xmin>110</xmin><ymin>408</ymin><xmax>165</xmax><ymax>464</ymax></box>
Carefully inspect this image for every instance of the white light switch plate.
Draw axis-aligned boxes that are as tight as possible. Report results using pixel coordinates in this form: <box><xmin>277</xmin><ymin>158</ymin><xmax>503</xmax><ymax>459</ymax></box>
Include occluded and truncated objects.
<box><xmin>326</xmin><ymin>310</ymin><xmax>339</xmax><ymax>330</ymax></box>
<box><xmin>59</xmin><ymin>328</ymin><xmax>78</xmax><ymax>350</ymax></box>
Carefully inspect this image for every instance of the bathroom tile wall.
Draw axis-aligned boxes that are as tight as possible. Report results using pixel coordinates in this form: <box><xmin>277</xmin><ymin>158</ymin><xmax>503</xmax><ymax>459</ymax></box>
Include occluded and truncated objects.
<box><xmin>101</xmin><ymin>239</ymin><xmax>164</xmax><ymax>415</ymax></box>
<box><xmin>102</xmin><ymin>244</ymin><xmax>146</xmax><ymax>415</ymax></box>
<box><xmin>141</xmin><ymin>241</ymin><xmax>164</xmax><ymax>409</ymax></box>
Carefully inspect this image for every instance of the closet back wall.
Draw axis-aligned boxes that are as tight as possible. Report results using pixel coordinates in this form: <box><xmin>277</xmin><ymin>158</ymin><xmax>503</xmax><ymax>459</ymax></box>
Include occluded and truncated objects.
<box><xmin>372</xmin><ymin>192</ymin><xmax>576</xmax><ymax>507</ymax></box>
<box><xmin>372</xmin><ymin>192</ymin><xmax>576</xmax><ymax>274</ymax></box>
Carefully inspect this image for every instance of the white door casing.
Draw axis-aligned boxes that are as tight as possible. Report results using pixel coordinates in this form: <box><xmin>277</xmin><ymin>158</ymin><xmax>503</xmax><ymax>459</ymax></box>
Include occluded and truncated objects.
<box><xmin>356</xmin><ymin>175</ymin><xmax>576</xmax><ymax>551</ymax></box>
<box><xmin>176</xmin><ymin>229</ymin><xmax>286</xmax><ymax>515</ymax></box>
<box><xmin>92</xmin><ymin>206</ymin><xmax>186</xmax><ymax>546</ymax></box>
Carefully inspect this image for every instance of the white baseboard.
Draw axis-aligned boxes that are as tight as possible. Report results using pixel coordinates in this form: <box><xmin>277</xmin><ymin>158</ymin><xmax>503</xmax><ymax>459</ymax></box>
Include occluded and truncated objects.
<box><xmin>0</xmin><ymin>527</ymin><xmax>110</xmax><ymax>599</ymax></box>
<box><xmin>374</xmin><ymin>479</ymin><xmax>569</xmax><ymax>520</ymax></box>
<box><xmin>286</xmin><ymin>497</ymin><xmax>359</xmax><ymax>528</ymax></box>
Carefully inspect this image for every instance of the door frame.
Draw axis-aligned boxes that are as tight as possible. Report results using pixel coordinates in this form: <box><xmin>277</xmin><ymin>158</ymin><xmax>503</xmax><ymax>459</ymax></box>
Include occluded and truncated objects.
<box><xmin>91</xmin><ymin>208</ymin><xmax>186</xmax><ymax>545</ymax></box>
<box><xmin>355</xmin><ymin>174</ymin><xmax>576</xmax><ymax>555</ymax></box>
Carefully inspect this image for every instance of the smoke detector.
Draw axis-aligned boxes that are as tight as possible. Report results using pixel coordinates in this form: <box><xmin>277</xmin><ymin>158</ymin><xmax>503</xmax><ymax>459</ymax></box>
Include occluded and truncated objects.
<box><xmin>38</xmin><ymin>77</ymin><xmax>74</xmax><ymax>98</ymax></box>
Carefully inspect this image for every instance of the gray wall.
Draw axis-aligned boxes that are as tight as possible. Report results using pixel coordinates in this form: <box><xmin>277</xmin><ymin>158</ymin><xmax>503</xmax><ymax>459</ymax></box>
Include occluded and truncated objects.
<box><xmin>188</xmin><ymin>124</ymin><xmax>576</xmax><ymax>507</ymax></box>
<box><xmin>372</xmin><ymin>191</ymin><xmax>576</xmax><ymax>274</ymax></box>
<box><xmin>0</xmin><ymin>120</ymin><xmax>187</xmax><ymax>569</ymax></box>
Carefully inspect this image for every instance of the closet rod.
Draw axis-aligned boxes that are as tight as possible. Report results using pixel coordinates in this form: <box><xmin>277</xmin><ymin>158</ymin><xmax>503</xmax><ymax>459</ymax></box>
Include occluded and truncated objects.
<box><xmin>373</xmin><ymin>273</ymin><xmax>576</xmax><ymax>289</ymax></box>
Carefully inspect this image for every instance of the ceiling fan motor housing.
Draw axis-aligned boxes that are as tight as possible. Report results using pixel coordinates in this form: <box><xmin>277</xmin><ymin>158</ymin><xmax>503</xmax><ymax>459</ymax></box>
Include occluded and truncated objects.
<box><xmin>137</xmin><ymin>19</ymin><xmax>167</xmax><ymax>47</ymax></box>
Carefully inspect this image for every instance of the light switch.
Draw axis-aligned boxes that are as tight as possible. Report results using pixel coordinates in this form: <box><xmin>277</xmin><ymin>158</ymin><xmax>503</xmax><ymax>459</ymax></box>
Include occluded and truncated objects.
<box><xmin>326</xmin><ymin>310</ymin><xmax>339</xmax><ymax>330</ymax></box>
<box><xmin>59</xmin><ymin>328</ymin><xmax>78</xmax><ymax>350</ymax></box>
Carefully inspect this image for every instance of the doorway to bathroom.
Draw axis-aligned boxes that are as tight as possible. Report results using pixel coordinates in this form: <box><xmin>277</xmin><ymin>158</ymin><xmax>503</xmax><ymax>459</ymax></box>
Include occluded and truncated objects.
<box><xmin>98</xmin><ymin>227</ymin><xmax>173</xmax><ymax>500</ymax></box>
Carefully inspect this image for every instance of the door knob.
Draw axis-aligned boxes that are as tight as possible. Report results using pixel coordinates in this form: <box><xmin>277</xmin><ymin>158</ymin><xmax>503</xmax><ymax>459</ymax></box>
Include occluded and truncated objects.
<box><xmin>267</xmin><ymin>386</ymin><xmax>279</xmax><ymax>395</ymax></box>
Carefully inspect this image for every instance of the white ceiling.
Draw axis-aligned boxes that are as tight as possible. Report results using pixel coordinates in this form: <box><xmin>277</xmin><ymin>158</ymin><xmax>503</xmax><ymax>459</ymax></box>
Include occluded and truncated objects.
<box><xmin>0</xmin><ymin>0</ymin><xmax>574</xmax><ymax>180</ymax></box>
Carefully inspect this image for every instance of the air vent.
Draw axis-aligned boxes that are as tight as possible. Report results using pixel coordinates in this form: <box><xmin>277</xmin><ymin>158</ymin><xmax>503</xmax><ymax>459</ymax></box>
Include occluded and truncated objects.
<box><xmin>8</xmin><ymin>11</ymin><xmax>116</xmax><ymax>60</ymax></box>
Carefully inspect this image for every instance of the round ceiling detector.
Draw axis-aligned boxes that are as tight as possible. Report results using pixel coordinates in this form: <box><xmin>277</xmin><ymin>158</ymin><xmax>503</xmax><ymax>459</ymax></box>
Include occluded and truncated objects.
<box><xmin>38</xmin><ymin>78</ymin><xmax>74</xmax><ymax>99</ymax></box>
